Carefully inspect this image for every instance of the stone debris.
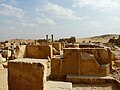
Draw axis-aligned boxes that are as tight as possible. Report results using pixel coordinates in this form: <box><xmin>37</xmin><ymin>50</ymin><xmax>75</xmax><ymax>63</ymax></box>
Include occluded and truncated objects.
<box><xmin>0</xmin><ymin>64</ymin><xmax>4</xmax><ymax>70</ymax></box>
<box><xmin>0</xmin><ymin>35</ymin><xmax>120</xmax><ymax>90</ymax></box>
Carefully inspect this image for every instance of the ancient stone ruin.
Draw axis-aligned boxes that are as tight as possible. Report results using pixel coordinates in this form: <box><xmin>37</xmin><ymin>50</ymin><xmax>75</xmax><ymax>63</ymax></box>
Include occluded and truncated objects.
<box><xmin>108</xmin><ymin>35</ymin><xmax>120</xmax><ymax>47</ymax></box>
<box><xmin>0</xmin><ymin>35</ymin><xmax>120</xmax><ymax>90</ymax></box>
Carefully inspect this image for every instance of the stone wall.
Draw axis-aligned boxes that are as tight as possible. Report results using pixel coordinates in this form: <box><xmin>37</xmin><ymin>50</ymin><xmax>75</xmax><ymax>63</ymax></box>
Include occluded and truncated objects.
<box><xmin>51</xmin><ymin>48</ymin><xmax>113</xmax><ymax>77</ymax></box>
<box><xmin>62</xmin><ymin>48</ymin><xmax>112</xmax><ymax>76</ymax></box>
<box><xmin>52</xmin><ymin>42</ymin><xmax>61</xmax><ymax>52</ymax></box>
<box><xmin>8</xmin><ymin>59</ymin><xmax>48</xmax><ymax>90</ymax></box>
<box><xmin>51</xmin><ymin>58</ymin><xmax>62</xmax><ymax>75</ymax></box>
<box><xmin>62</xmin><ymin>48</ymin><xmax>79</xmax><ymax>75</ymax></box>
<box><xmin>25</xmin><ymin>45</ymin><xmax>53</xmax><ymax>59</ymax></box>
<box><xmin>80</xmin><ymin>53</ymin><xmax>110</xmax><ymax>76</ymax></box>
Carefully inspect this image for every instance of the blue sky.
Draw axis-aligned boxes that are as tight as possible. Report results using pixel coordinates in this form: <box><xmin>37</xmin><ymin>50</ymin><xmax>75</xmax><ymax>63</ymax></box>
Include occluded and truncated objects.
<box><xmin>0</xmin><ymin>0</ymin><xmax>120</xmax><ymax>41</ymax></box>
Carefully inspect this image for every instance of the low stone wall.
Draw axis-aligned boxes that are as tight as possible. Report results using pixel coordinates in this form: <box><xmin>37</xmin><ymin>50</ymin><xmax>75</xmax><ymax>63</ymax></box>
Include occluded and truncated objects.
<box><xmin>62</xmin><ymin>48</ymin><xmax>79</xmax><ymax>75</ymax></box>
<box><xmin>8</xmin><ymin>59</ymin><xmax>48</xmax><ymax>90</ymax></box>
<box><xmin>66</xmin><ymin>75</ymin><xmax>120</xmax><ymax>87</ymax></box>
<box><xmin>51</xmin><ymin>48</ymin><xmax>113</xmax><ymax>78</ymax></box>
<box><xmin>25</xmin><ymin>45</ymin><xmax>53</xmax><ymax>59</ymax></box>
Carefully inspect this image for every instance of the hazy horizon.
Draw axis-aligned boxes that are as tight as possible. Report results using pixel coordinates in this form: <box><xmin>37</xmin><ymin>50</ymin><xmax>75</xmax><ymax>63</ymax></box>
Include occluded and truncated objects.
<box><xmin>1</xmin><ymin>0</ymin><xmax>120</xmax><ymax>41</ymax></box>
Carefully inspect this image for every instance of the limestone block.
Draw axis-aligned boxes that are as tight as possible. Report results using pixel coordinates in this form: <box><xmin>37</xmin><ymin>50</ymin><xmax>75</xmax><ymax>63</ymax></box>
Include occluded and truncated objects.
<box><xmin>46</xmin><ymin>81</ymin><xmax>72</xmax><ymax>90</ymax></box>
<box><xmin>62</xmin><ymin>48</ymin><xmax>110</xmax><ymax>76</ymax></box>
<box><xmin>2</xmin><ymin>62</ymin><xmax>8</xmax><ymax>68</ymax></box>
<box><xmin>2</xmin><ymin>50</ymin><xmax>11</xmax><ymax>59</ymax></box>
<box><xmin>53</xmin><ymin>47</ymin><xmax>59</xmax><ymax>55</ymax></box>
<box><xmin>0</xmin><ymin>54</ymin><xmax>2</xmax><ymax>57</ymax></box>
<box><xmin>0</xmin><ymin>64</ymin><xmax>4</xmax><ymax>69</ymax></box>
<box><xmin>61</xmin><ymin>42</ymin><xmax>65</xmax><ymax>50</ymax></box>
<box><xmin>80</xmin><ymin>52</ymin><xmax>100</xmax><ymax>76</ymax></box>
<box><xmin>92</xmin><ymin>48</ymin><xmax>110</xmax><ymax>64</ymax></box>
<box><xmin>62</xmin><ymin>62</ymin><xmax>78</xmax><ymax>75</ymax></box>
<box><xmin>81</xmin><ymin>48</ymin><xmax>113</xmax><ymax>67</ymax></box>
<box><xmin>80</xmin><ymin>59</ymin><xmax>109</xmax><ymax>76</ymax></box>
<box><xmin>8</xmin><ymin>59</ymin><xmax>48</xmax><ymax>90</ymax></box>
<box><xmin>4</xmin><ymin>43</ymin><xmax>10</xmax><ymax>47</ymax></box>
<box><xmin>80</xmin><ymin>49</ymin><xmax>110</xmax><ymax>76</ymax></box>
<box><xmin>0</xmin><ymin>57</ymin><xmax>6</xmax><ymax>63</ymax></box>
<box><xmin>52</xmin><ymin>42</ymin><xmax>61</xmax><ymax>52</ymax></box>
<box><xmin>51</xmin><ymin>58</ymin><xmax>62</xmax><ymax>75</ymax></box>
<box><xmin>63</xmin><ymin>48</ymin><xmax>79</xmax><ymax>62</ymax></box>
<box><xmin>81</xmin><ymin>52</ymin><xmax>95</xmax><ymax>60</ymax></box>
<box><xmin>16</xmin><ymin>45</ymin><xmax>26</xmax><ymax>58</ymax></box>
<box><xmin>62</xmin><ymin>48</ymin><xmax>79</xmax><ymax>75</ymax></box>
<box><xmin>26</xmin><ymin>45</ymin><xmax>53</xmax><ymax>59</ymax></box>
<box><xmin>66</xmin><ymin>75</ymin><xmax>115</xmax><ymax>84</ymax></box>
<box><xmin>0</xmin><ymin>54</ymin><xmax>6</xmax><ymax>63</ymax></box>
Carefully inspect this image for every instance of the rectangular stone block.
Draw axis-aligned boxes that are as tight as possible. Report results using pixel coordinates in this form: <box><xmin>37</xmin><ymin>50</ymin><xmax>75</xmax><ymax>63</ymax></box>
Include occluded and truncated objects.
<box><xmin>62</xmin><ymin>62</ymin><xmax>78</xmax><ymax>75</ymax></box>
<box><xmin>25</xmin><ymin>45</ymin><xmax>53</xmax><ymax>59</ymax></box>
<box><xmin>52</xmin><ymin>42</ymin><xmax>61</xmax><ymax>52</ymax></box>
<box><xmin>62</xmin><ymin>48</ymin><xmax>80</xmax><ymax>75</ymax></box>
<box><xmin>8</xmin><ymin>59</ymin><xmax>48</xmax><ymax>90</ymax></box>
<box><xmin>66</xmin><ymin>75</ymin><xmax>115</xmax><ymax>84</ymax></box>
<box><xmin>16</xmin><ymin>45</ymin><xmax>26</xmax><ymax>58</ymax></box>
<box><xmin>46</xmin><ymin>81</ymin><xmax>72</xmax><ymax>90</ymax></box>
<box><xmin>63</xmin><ymin>48</ymin><xmax>79</xmax><ymax>62</ymax></box>
<box><xmin>81</xmin><ymin>48</ymin><xmax>112</xmax><ymax>65</ymax></box>
<box><xmin>61</xmin><ymin>48</ymin><xmax>111</xmax><ymax>77</ymax></box>
<box><xmin>51</xmin><ymin>58</ymin><xmax>62</xmax><ymax>75</ymax></box>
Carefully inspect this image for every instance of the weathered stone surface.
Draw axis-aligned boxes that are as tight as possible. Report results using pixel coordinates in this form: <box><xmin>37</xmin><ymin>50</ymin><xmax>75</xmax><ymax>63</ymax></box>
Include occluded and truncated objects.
<box><xmin>53</xmin><ymin>47</ymin><xmax>59</xmax><ymax>55</ymax></box>
<box><xmin>81</xmin><ymin>48</ymin><xmax>112</xmax><ymax>65</ymax></box>
<box><xmin>15</xmin><ymin>45</ymin><xmax>26</xmax><ymax>58</ymax></box>
<box><xmin>65</xmin><ymin>44</ymin><xmax>79</xmax><ymax>48</ymax></box>
<box><xmin>2</xmin><ymin>62</ymin><xmax>8</xmax><ymax>68</ymax></box>
<box><xmin>8</xmin><ymin>59</ymin><xmax>48</xmax><ymax>90</ymax></box>
<box><xmin>51</xmin><ymin>48</ymin><xmax>112</xmax><ymax>77</ymax></box>
<box><xmin>0</xmin><ymin>54</ymin><xmax>6</xmax><ymax>63</ymax></box>
<box><xmin>114</xmin><ymin>60</ymin><xmax>120</xmax><ymax>67</ymax></box>
<box><xmin>46</xmin><ymin>81</ymin><xmax>72</xmax><ymax>90</ymax></box>
<box><xmin>62</xmin><ymin>48</ymin><xmax>79</xmax><ymax>75</ymax></box>
<box><xmin>52</xmin><ymin>42</ymin><xmax>61</xmax><ymax>52</ymax></box>
<box><xmin>2</xmin><ymin>50</ymin><xmax>11</xmax><ymax>59</ymax></box>
<box><xmin>61</xmin><ymin>42</ymin><xmax>65</xmax><ymax>50</ymax></box>
<box><xmin>108</xmin><ymin>35</ymin><xmax>120</xmax><ymax>47</ymax></box>
<box><xmin>0</xmin><ymin>69</ymin><xmax>8</xmax><ymax>90</ymax></box>
<box><xmin>0</xmin><ymin>57</ymin><xmax>6</xmax><ymax>63</ymax></box>
<box><xmin>66</xmin><ymin>75</ymin><xmax>114</xmax><ymax>84</ymax></box>
<box><xmin>15</xmin><ymin>45</ymin><xmax>53</xmax><ymax>59</ymax></box>
<box><xmin>51</xmin><ymin>58</ymin><xmax>62</xmax><ymax>75</ymax></box>
<box><xmin>0</xmin><ymin>54</ymin><xmax>2</xmax><ymax>58</ymax></box>
<box><xmin>50</xmin><ymin>55</ymin><xmax>65</xmax><ymax>81</ymax></box>
<box><xmin>0</xmin><ymin>64</ymin><xmax>4</xmax><ymax>70</ymax></box>
<box><xmin>25</xmin><ymin>45</ymin><xmax>53</xmax><ymax>59</ymax></box>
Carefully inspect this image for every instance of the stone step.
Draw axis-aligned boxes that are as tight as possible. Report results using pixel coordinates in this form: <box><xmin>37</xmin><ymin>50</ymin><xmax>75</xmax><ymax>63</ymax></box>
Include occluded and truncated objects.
<box><xmin>46</xmin><ymin>81</ymin><xmax>72</xmax><ymax>90</ymax></box>
<box><xmin>66</xmin><ymin>75</ymin><xmax>115</xmax><ymax>84</ymax></box>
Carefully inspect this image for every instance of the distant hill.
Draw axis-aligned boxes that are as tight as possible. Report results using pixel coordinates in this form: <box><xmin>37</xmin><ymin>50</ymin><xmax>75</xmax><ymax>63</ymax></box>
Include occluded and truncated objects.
<box><xmin>77</xmin><ymin>34</ymin><xmax>119</xmax><ymax>43</ymax></box>
<box><xmin>1</xmin><ymin>34</ymin><xmax>119</xmax><ymax>44</ymax></box>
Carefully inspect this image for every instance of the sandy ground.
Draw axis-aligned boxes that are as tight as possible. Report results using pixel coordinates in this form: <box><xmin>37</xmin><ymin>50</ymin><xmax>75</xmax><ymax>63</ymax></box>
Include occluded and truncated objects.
<box><xmin>0</xmin><ymin>68</ymin><xmax>119</xmax><ymax>90</ymax></box>
<box><xmin>0</xmin><ymin>69</ymin><xmax>8</xmax><ymax>90</ymax></box>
